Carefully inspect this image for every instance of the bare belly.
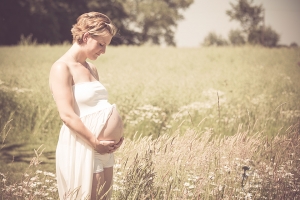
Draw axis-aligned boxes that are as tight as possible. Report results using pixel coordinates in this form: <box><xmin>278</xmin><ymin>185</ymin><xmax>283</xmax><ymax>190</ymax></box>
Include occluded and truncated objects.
<box><xmin>97</xmin><ymin>107</ymin><xmax>123</xmax><ymax>143</ymax></box>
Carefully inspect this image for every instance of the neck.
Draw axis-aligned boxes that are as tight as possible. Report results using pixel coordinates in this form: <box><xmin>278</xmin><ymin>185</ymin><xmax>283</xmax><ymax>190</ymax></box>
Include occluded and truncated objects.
<box><xmin>66</xmin><ymin>43</ymin><xmax>87</xmax><ymax>64</ymax></box>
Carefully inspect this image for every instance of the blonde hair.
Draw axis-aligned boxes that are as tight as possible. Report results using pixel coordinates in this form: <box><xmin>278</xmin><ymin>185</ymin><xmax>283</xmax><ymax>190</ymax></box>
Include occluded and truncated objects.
<box><xmin>71</xmin><ymin>12</ymin><xmax>117</xmax><ymax>44</ymax></box>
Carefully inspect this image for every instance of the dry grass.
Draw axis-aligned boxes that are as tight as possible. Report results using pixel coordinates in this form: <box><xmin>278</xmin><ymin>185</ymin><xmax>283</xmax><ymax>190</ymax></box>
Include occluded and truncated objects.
<box><xmin>1</xmin><ymin>122</ymin><xmax>299</xmax><ymax>199</ymax></box>
<box><xmin>112</xmin><ymin>122</ymin><xmax>300</xmax><ymax>199</ymax></box>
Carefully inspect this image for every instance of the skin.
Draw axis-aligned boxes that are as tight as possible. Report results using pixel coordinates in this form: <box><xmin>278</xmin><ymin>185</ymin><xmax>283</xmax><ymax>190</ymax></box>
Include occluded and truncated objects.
<box><xmin>49</xmin><ymin>30</ymin><xmax>124</xmax><ymax>199</ymax></box>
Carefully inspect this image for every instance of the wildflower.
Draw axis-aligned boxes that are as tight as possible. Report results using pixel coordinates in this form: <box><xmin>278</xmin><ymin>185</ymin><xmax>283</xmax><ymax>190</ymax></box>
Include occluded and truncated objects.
<box><xmin>22</xmin><ymin>188</ymin><xmax>28</xmax><ymax>193</ymax></box>
<box><xmin>184</xmin><ymin>182</ymin><xmax>190</xmax><ymax>187</ymax></box>
<box><xmin>114</xmin><ymin>164</ymin><xmax>121</xmax><ymax>169</ymax></box>
<box><xmin>36</xmin><ymin>170</ymin><xmax>43</xmax><ymax>174</ymax></box>
<box><xmin>36</xmin><ymin>182</ymin><xmax>42</xmax><ymax>185</ymax></box>
<box><xmin>224</xmin><ymin>165</ymin><xmax>231</xmax><ymax>172</ymax></box>
<box><xmin>42</xmin><ymin>192</ymin><xmax>49</xmax><ymax>196</ymax></box>
<box><xmin>209</xmin><ymin>172</ymin><xmax>215</xmax><ymax>180</ymax></box>
<box><xmin>30</xmin><ymin>183</ymin><xmax>37</xmax><ymax>188</ymax></box>
<box><xmin>43</xmin><ymin>171</ymin><xmax>55</xmax><ymax>177</ymax></box>
<box><xmin>189</xmin><ymin>185</ymin><xmax>195</xmax><ymax>189</ymax></box>
<box><xmin>34</xmin><ymin>191</ymin><xmax>42</xmax><ymax>196</ymax></box>
<box><xmin>245</xmin><ymin>193</ymin><xmax>252</xmax><ymax>199</ymax></box>
<box><xmin>285</xmin><ymin>173</ymin><xmax>293</xmax><ymax>178</ymax></box>
<box><xmin>47</xmin><ymin>187</ymin><xmax>57</xmax><ymax>192</ymax></box>
<box><xmin>218</xmin><ymin>185</ymin><xmax>224</xmax><ymax>191</ymax></box>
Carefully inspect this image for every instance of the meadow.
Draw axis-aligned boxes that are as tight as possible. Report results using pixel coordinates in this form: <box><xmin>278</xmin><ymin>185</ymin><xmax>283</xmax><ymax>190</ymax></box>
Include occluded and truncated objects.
<box><xmin>0</xmin><ymin>45</ymin><xmax>299</xmax><ymax>199</ymax></box>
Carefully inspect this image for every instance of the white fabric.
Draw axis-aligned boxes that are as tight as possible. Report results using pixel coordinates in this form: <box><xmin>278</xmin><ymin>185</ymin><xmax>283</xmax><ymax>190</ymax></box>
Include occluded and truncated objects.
<box><xmin>56</xmin><ymin>81</ymin><xmax>113</xmax><ymax>200</ymax></box>
<box><xmin>94</xmin><ymin>153</ymin><xmax>115</xmax><ymax>173</ymax></box>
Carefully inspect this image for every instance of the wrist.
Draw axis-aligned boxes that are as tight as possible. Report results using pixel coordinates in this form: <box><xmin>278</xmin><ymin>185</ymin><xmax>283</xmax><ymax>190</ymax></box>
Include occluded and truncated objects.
<box><xmin>90</xmin><ymin>136</ymin><xmax>98</xmax><ymax>150</ymax></box>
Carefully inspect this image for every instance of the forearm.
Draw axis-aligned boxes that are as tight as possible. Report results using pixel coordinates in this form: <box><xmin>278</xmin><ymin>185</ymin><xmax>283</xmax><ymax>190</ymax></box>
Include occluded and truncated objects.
<box><xmin>62</xmin><ymin>115</ymin><xmax>96</xmax><ymax>148</ymax></box>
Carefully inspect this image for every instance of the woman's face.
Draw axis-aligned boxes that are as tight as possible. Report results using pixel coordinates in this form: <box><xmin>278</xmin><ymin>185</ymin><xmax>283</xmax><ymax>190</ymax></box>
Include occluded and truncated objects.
<box><xmin>85</xmin><ymin>31</ymin><xmax>112</xmax><ymax>60</ymax></box>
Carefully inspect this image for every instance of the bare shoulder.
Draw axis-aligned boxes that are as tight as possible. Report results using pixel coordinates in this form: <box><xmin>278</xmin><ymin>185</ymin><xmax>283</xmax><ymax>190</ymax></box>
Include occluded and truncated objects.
<box><xmin>49</xmin><ymin>61</ymin><xmax>72</xmax><ymax>89</ymax></box>
<box><xmin>50</xmin><ymin>61</ymin><xmax>70</xmax><ymax>74</ymax></box>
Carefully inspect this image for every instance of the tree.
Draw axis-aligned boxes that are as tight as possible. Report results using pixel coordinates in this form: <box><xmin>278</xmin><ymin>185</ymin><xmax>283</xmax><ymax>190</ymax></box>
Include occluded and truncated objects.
<box><xmin>226</xmin><ymin>0</ymin><xmax>280</xmax><ymax>47</ymax></box>
<box><xmin>228</xmin><ymin>29</ymin><xmax>245</xmax><ymax>46</ymax></box>
<box><xmin>248</xmin><ymin>26</ymin><xmax>279</xmax><ymax>47</ymax></box>
<box><xmin>90</xmin><ymin>0</ymin><xmax>194</xmax><ymax>46</ymax></box>
<box><xmin>226</xmin><ymin>0</ymin><xmax>263</xmax><ymax>34</ymax></box>
<box><xmin>0</xmin><ymin>0</ymin><xmax>194</xmax><ymax>46</ymax></box>
<box><xmin>290</xmin><ymin>42</ymin><xmax>298</xmax><ymax>48</ymax></box>
<box><xmin>202</xmin><ymin>32</ymin><xmax>228</xmax><ymax>47</ymax></box>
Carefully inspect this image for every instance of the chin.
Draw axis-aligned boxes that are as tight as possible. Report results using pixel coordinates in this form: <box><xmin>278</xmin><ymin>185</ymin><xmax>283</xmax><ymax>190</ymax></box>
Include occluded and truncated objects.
<box><xmin>89</xmin><ymin>56</ymin><xmax>97</xmax><ymax>60</ymax></box>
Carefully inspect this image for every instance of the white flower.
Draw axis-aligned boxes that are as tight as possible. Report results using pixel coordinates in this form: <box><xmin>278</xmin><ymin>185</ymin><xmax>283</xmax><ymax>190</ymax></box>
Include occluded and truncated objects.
<box><xmin>114</xmin><ymin>164</ymin><xmax>121</xmax><ymax>169</ymax></box>
<box><xmin>189</xmin><ymin>185</ymin><xmax>195</xmax><ymax>189</ymax></box>
<box><xmin>43</xmin><ymin>172</ymin><xmax>55</xmax><ymax>177</ymax></box>
<box><xmin>184</xmin><ymin>182</ymin><xmax>190</xmax><ymax>187</ymax></box>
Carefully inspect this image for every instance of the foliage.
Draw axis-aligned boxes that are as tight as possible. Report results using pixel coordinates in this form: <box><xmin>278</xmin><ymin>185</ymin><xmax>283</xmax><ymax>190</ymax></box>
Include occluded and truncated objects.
<box><xmin>202</xmin><ymin>32</ymin><xmax>228</xmax><ymax>47</ymax></box>
<box><xmin>248</xmin><ymin>26</ymin><xmax>280</xmax><ymax>47</ymax></box>
<box><xmin>228</xmin><ymin>29</ymin><xmax>246</xmax><ymax>46</ymax></box>
<box><xmin>290</xmin><ymin>42</ymin><xmax>298</xmax><ymax>48</ymax></box>
<box><xmin>121</xmin><ymin>0</ymin><xmax>194</xmax><ymax>46</ymax></box>
<box><xmin>226</xmin><ymin>0</ymin><xmax>280</xmax><ymax>47</ymax></box>
<box><xmin>226</xmin><ymin>0</ymin><xmax>263</xmax><ymax>34</ymax></box>
<box><xmin>0</xmin><ymin>0</ymin><xmax>194</xmax><ymax>46</ymax></box>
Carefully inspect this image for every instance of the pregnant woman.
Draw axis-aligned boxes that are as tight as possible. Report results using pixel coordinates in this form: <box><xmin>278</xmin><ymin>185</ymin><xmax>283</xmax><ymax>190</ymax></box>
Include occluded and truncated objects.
<box><xmin>49</xmin><ymin>12</ymin><xmax>124</xmax><ymax>200</ymax></box>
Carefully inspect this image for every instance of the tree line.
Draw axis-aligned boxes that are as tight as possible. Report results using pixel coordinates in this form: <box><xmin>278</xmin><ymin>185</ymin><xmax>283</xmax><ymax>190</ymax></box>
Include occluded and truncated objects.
<box><xmin>0</xmin><ymin>0</ymin><xmax>193</xmax><ymax>46</ymax></box>
<box><xmin>202</xmin><ymin>0</ymin><xmax>297</xmax><ymax>48</ymax></box>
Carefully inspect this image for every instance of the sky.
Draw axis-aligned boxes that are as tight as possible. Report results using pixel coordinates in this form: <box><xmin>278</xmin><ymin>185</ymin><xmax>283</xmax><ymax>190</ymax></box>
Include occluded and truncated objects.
<box><xmin>174</xmin><ymin>0</ymin><xmax>300</xmax><ymax>47</ymax></box>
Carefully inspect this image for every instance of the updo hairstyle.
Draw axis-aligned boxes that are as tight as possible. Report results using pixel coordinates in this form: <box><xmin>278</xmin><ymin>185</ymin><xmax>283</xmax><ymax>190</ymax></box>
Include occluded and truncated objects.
<box><xmin>71</xmin><ymin>12</ymin><xmax>117</xmax><ymax>44</ymax></box>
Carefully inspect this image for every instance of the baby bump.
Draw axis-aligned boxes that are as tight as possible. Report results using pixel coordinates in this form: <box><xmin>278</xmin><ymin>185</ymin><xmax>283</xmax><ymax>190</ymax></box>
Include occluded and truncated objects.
<box><xmin>97</xmin><ymin>106</ymin><xmax>123</xmax><ymax>143</ymax></box>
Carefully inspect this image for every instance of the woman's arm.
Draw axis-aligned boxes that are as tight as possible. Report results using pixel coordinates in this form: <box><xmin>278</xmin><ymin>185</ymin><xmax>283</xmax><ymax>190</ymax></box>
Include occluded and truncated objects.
<box><xmin>49</xmin><ymin>62</ymin><xmax>114</xmax><ymax>153</ymax></box>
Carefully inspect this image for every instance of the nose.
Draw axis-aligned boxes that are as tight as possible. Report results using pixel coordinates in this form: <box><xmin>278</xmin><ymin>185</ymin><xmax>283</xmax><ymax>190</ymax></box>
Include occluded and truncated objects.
<box><xmin>101</xmin><ymin>46</ymin><xmax>106</xmax><ymax>54</ymax></box>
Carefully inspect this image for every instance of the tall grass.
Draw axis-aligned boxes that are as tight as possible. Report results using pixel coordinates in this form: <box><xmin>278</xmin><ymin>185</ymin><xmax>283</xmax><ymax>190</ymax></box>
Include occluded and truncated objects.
<box><xmin>1</xmin><ymin>121</ymin><xmax>299</xmax><ymax>199</ymax></box>
<box><xmin>0</xmin><ymin>45</ymin><xmax>299</xmax><ymax>199</ymax></box>
<box><xmin>0</xmin><ymin>45</ymin><xmax>299</xmax><ymax>140</ymax></box>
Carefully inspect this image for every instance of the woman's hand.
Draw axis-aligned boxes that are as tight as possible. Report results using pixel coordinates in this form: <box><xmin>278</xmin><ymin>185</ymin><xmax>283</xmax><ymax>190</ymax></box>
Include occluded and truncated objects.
<box><xmin>111</xmin><ymin>137</ymin><xmax>124</xmax><ymax>153</ymax></box>
<box><xmin>95</xmin><ymin>137</ymin><xmax>124</xmax><ymax>154</ymax></box>
<box><xmin>95</xmin><ymin>140</ymin><xmax>115</xmax><ymax>154</ymax></box>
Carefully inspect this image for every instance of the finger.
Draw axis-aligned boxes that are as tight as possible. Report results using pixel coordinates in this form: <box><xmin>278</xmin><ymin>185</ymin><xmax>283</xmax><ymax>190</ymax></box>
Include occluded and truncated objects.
<box><xmin>116</xmin><ymin>138</ymin><xmax>124</xmax><ymax>146</ymax></box>
<box><xmin>115</xmin><ymin>140</ymin><xmax>124</xmax><ymax>148</ymax></box>
<box><xmin>100</xmin><ymin>140</ymin><xmax>115</xmax><ymax>146</ymax></box>
<box><xmin>115</xmin><ymin>137</ymin><xmax>124</xmax><ymax>145</ymax></box>
<box><xmin>107</xmin><ymin>146</ymin><xmax>114</xmax><ymax>150</ymax></box>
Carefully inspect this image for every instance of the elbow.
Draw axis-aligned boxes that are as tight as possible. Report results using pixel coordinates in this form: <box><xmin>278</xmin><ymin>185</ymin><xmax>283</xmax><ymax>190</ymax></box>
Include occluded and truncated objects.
<box><xmin>59</xmin><ymin>113</ymin><xmax>76</xmax><ymax>126</ymax></box>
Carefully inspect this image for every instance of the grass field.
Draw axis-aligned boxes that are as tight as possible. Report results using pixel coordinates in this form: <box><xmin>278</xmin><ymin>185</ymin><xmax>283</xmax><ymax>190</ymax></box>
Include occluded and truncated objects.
<box><xmin>0</xmin><ymin>45</ymin><xmax>299</xmax><ymax>199</ymax></box>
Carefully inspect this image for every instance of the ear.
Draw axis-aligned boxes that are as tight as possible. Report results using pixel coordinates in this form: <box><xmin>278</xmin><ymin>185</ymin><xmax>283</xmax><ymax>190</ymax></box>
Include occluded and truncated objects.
<box><xmin>82</xmin><ymin>32</ymin><xmax>90</xmax><ymax>43</ymax></box>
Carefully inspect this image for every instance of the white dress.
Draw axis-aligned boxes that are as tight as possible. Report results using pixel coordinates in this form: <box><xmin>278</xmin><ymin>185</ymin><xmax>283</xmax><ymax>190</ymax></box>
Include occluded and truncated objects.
<box><xmin>56</xmin><ymin>81</ymin><xmax>114</xmax><ymax>200</ymax></box>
